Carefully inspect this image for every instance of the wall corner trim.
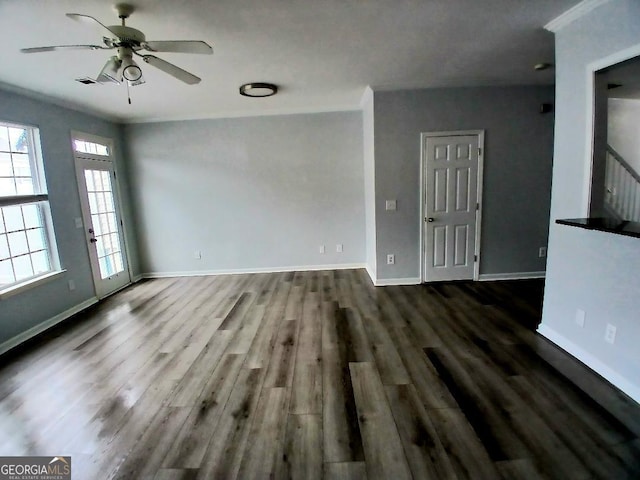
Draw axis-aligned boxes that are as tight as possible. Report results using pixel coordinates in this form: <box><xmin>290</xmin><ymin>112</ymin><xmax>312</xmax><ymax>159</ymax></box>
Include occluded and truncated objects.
<box><xmin>0</xmin><ymin>297</ymin><xmax>99</xmax><ymax>357</ymax></box>
<box><xmin>360</xmin><ymin>86</ymin><xmax>374</xmax><ymax>108</ymax></box>
<box><xmin>537</xmin><ymin>323</ymin><xmax>640</xmax><ymax>404</ymax></box>
<box><xmin>544</xmin><ymin>0</ymin><xmax>612</xmax><ymax>33</ymax></box>
<box><xmin>478</xmin><ymin>271</ymin><xmax>546</xmax><ymax>281</ymax></box>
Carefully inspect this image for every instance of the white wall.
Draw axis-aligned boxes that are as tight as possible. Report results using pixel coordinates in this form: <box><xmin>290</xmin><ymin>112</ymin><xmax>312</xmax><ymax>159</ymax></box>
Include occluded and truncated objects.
<box><xmin>608</xmin><ymin>98</ymin><xmax>640</xmax><ymax>174</ymax></box>
<box><xmin>540</xmin><ymin>0</ymin><xmax>640</xmax><ymax>402</ymax></box>
<box><xmin>124</xmin><ymin>111</ymin><xmax>365</xmax><ymax>275</ymax></box>
<box><xmin>362</xmin><ymin>88</ymin><xmax>377</xmax><ymax>279</ymax></box>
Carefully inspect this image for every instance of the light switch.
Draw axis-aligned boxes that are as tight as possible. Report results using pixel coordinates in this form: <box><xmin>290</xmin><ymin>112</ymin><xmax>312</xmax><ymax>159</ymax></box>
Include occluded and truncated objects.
<box><xmin>75</xmin><ymin>217</ymin><xmax>83</xmax><ymax>228</ymax></box>
<box><xmin>385</xmin><ymin>200</ymin><xmax>397</xmax><ymax>211</ymax></box>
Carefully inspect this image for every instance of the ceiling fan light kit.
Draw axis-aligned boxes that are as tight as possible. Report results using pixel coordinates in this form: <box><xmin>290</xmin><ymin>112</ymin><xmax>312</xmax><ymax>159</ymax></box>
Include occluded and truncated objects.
<box><xmin>20</xmin><ymin>3</ymin><xmax>212</xmax><ymax>90</ymax></box>
<box><xmin>239</xmin><ymin>83</ymin><xmax>278</xmax><ymax>98</ymax></box>
<box><xmin>97</xmin><ymin>56</ymin><xmax>121</xmax><ymax>84</ymax></box>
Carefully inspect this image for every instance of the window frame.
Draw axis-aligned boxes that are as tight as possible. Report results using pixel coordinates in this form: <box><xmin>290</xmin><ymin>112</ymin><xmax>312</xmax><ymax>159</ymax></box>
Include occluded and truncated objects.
<box><xmin>0</xmin><ymin>121</ymin><xmax>63</xmax><ymax>299</ymax></box>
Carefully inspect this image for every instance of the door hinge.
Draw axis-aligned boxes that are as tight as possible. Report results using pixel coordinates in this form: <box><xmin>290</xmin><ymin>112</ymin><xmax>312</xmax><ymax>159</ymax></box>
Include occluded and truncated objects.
<box><xmin>476</xmin><ymin>203</ymin><xmax>479</xmax><ymax>211</ymax></box>
<box><xmin>478</xmin><ymin>147</ymin><xmax>482</xmax><ymax>156</ymax></box>
<box><xmin>474</xmin><ymin>255</ymin><xmax>478</xmax><ymax>262</ymax></box>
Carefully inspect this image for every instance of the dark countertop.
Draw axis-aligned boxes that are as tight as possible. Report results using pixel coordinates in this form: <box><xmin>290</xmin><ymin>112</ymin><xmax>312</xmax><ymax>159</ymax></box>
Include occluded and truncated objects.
<box><xmin>556</xmin><ymin>217</ymin><xmax>640</xmax><ymax>239</ymax></box>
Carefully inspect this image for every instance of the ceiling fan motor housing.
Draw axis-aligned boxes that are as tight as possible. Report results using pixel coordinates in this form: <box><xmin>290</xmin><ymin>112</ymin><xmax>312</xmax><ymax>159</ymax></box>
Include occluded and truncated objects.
<box><xmin>107</xmin><ymin>25</ymin><xmax>145</xmax><ymax>47</ymax></box>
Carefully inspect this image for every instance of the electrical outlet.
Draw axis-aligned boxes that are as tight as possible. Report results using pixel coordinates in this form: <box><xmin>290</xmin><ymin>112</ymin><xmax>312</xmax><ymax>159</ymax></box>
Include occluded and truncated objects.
<box><xmin>319</xmin><ymin>245</ymin><xmax>325</xmax><ymax>254</ymax></box>
<box><xmin>194</xmin><ymin>250</ymin><xmax>202</xmax><ymax>260</ymax></box>
<box><xmin>68</xmin><ymin>280</ymin><xmax>76</xmax><ymax>291</ymax></box>
<box><xmin>605</xmin><ymin>324</ymin><xmax>617</xmax><ymax>344</ymax></box>
<box><xmin>74</xmin><ymin>217</ymin><xmax>83</xmax><ymax>229</ymax></box>
<box><xmin>539</xmin><ymin>247</ymin><xmax>547</xmax><ymax>258</ymax></box>
<box><xmin>336</xmin><ymin>244</ymin><xmax>343</xmax><ymax>253</ymax></box>
<box><xmin>387</xmin><ymin>254</ymin><xmax>395</xmax><ymax>265</ymax></box>
<box><xmin>575</xmin><ymin>309</ymin><xmax>585</xmax><ymax>327</ymax></box>
<box><xmin>385</xmin><ymin>199</ymin><xmax>397</xmax><ymax>211</ymax></box>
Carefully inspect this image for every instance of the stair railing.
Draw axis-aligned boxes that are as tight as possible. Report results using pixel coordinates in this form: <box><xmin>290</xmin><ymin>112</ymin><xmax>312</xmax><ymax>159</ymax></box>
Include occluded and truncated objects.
<box><xmin>604</xmin><ymin>145</ymin><xmax>640</xmax><ymax>222</ymax></box>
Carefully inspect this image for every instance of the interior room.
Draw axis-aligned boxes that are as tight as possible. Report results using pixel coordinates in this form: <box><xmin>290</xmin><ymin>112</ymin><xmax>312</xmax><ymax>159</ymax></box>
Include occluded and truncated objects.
<box><xmin>0</xmin><ymin>0</ymin><xmax>639</xmax><ymax>478</ymax></box>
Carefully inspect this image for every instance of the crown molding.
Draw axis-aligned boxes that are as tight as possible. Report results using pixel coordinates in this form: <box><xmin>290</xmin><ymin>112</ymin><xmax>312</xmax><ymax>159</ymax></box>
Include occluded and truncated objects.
<box><xmin>544</xmin><ymin>0</ymin><xmax>613</xmax><ymax>33</ymax></box>
<box><xmin>0</xmin><ymin>81</ymin><xmax>122</xmax><ymax>123</ymax></box>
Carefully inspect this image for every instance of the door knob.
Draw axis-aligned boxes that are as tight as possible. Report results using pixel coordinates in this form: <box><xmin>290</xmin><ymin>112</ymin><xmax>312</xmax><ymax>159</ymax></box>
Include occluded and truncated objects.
<box><xmin>89</xmin><ymin>238</ymin><xmax>98</xmax><ymax>243</ymax></box>
<box><xmin>427</xmin><ymin>217</ymin><xmax>435</xmax><ymax>222</ymax></box>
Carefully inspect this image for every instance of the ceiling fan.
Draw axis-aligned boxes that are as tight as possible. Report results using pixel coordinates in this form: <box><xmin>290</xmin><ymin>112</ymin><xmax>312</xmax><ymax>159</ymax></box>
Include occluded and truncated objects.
<box><xmin>20</xmin><ymin>3</ymin><xmax>212</xmax><ymax>86</ymax></box>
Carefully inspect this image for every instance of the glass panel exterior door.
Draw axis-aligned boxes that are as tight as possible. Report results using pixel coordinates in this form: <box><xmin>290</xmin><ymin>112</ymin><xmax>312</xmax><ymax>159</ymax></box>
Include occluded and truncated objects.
<box><xmin>76</xmin><ymin>157</ymin><xmax>130</xmax><ymax>298</ymax></box>
<box><xmin>85</xmin><ymin>169</ymin><xmax>125</xmax><ymax>279</ymax></box>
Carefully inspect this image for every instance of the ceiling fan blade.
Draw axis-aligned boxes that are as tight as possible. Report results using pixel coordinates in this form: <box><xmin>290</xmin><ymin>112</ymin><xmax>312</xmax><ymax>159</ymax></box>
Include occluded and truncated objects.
<box><xmin>142</xmin><ymin>41</ymin><xmax>213</xmax><ymax>55</ymax></box>
<box><xmin>21</xmin><ymin>44</ymin><xmax>110</xmax><ymax>53</ymax></box>
<box><xmin>140</xmin><ymin>55</ymin><xmax>201</xmax><ymax>84</ymax></box>
<box><xmin>66</xmin><ymin>13</ymin><xmax>117</xmax><ymax>38</ymax></box>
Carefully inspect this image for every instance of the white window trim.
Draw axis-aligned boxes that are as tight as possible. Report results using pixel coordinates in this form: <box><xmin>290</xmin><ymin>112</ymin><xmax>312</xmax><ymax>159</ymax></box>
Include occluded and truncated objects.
<box><xmin>0</xmin><ymin>120</ymin><xmax>62</xmax><ymax>295</ymax></box>
<box><xmin>0</xmin><ymin>269</ymin><xmax>66</xmax><ymax>300</ymax></box>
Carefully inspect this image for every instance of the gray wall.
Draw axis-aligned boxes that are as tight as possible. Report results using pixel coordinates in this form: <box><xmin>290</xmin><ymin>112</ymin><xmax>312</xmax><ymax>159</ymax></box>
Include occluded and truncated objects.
<box><xmin>362</xmin><ymin>88</ymin><xmax>377</xmax><ymax>276</ymax></box>
<box><xmin>124</xmin><ymin>111</ymin><xmax>365</xmax><ymax>275</ymax></box>
<box><xmin>608</xmin><ymin>98</ymin><xmax>640</xmax><ymax>174</ymax></box>
<box><xmin>540</xmin><ymin>0</ymin><xmax>640</xmax><ymax>402</ymax></box>
<box><xmin>0</xmin><ymin>88</ymin><xmax>138</xmax><ymax>347</ymax></box>
<box><xmin>373</xmin><ymin>86</ymin><xmax>555</xmax><ymax>280</ymax></box>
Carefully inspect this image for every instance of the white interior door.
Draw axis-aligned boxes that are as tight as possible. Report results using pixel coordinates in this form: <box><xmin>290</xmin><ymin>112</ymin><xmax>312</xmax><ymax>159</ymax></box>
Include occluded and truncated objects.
<box><xmin>422</xmin><ymin>132</ymin><xmax>483</xmax><ymax>282</ymax></box>
<box><xmin>75</xmin><ymin>157</ymin><xmax>130</xmax><ymax>298</ymax></box>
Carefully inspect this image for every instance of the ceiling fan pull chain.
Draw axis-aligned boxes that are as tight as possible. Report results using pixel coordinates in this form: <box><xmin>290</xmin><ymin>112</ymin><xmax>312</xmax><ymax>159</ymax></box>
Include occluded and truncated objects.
<box><xmin>126</xmin><ymin>81</ymin><xmax>132</xmax><ymax>105</ymax></box>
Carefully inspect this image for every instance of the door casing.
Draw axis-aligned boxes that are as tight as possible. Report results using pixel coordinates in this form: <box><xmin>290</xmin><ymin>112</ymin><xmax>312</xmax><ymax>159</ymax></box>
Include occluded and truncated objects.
<box><xmin>72</xmin><ymin>132</ymin><xmax>131</xmax><ymax>298</ymax></box>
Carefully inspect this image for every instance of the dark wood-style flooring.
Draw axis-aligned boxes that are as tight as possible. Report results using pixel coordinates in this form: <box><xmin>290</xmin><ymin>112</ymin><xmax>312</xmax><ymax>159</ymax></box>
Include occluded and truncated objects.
<box><xmin>0</xmin><ymin>270</ymin><xmax>639</xmax><ymax>479</ymax></box>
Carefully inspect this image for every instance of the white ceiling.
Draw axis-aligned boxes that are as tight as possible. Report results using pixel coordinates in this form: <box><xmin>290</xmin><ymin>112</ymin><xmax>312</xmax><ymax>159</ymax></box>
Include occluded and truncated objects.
<box><xmin>0</xmin><ymin>0</ymin><xmax>578</xmax><ymax>123</ymax></box>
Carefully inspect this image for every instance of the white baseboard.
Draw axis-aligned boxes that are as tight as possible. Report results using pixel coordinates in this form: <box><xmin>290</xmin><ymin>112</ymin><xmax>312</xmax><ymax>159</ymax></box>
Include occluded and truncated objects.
<box><xmin>131</xmin><ymin>274</ymin><xmax>144</xmax><ymax>283</ymax></box>
<box><xmin>0</xmin><ymin>297</ymin><xmax>98</xmax><ymax>356</ymax></box>
<box><xmin>142</xmin><ymin>263</ymin><xmax>367</xmax><ymax>279</ymax></box>
<box><xmin>537</xmin><ymin>323</ymin><xmax>640</xmax><ymax>404</ymax></box>
<box><xmin>478</xmin><ymin>271</ymin><xmax>546</xmax><ymax>281</ymax></box>
<box><xmin>374</xmin><ymin>277</ymin><xmax>422</xmax><ymax>287</ymax></box>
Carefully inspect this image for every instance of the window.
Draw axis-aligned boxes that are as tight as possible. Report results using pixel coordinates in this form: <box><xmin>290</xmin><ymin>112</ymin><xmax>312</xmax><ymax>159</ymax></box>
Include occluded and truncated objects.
<box><xmin>73</xmin><ymin>139</ymin><xmax>109</xmax><ymax>156</ymax></box>
<box><xmin>0</xmin><ymin>122</ymin><xmax>59</xmax><ymax>292</ymax></box>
